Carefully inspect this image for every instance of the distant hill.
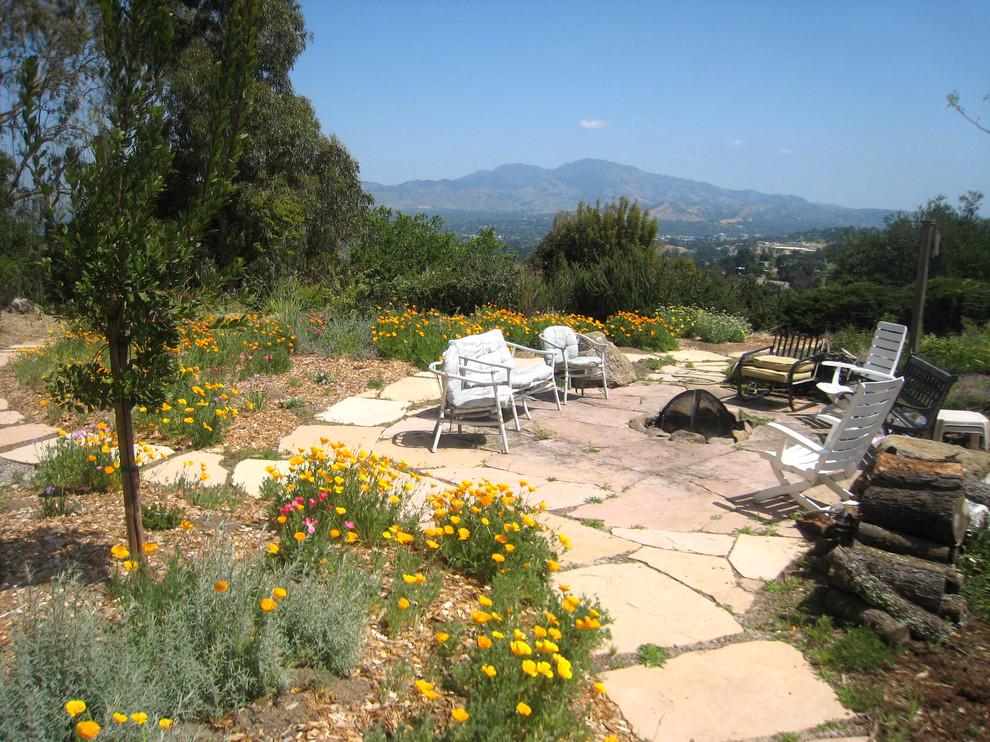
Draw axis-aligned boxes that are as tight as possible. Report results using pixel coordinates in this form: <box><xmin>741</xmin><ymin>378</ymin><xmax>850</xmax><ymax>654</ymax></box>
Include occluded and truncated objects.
<box><xmin>364</xmin><ymin>159</ymin><xmax>891</xmax><ymax>240</ymax></box>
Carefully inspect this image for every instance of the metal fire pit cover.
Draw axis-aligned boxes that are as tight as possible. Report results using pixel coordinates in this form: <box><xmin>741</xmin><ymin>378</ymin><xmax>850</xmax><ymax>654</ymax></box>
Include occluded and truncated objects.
<box><xmin>658</xmin><ymin>389</ymin><xmax>743</xmax><ymax>439</ymax></box>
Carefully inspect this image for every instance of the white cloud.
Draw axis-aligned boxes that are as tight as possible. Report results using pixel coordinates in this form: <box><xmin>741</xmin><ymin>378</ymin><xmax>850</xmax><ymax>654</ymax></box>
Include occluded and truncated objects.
<box><xmin>580</xmin><ymin>119</ymin><xmax>608</xmax><ymax>129</ymax></box>
<box><xmin>779</xmin><ymin>148</ymin><xmax>796</xmax><ymax>156</ymax></box>
<box><xmin>731</xmin><ymin>139</ymin><xmax>743</xmax><ymax>147</ymax></box>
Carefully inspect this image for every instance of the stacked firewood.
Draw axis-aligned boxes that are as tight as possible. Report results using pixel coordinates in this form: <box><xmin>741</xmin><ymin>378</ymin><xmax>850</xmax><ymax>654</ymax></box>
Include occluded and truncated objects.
<box><xmin>810</xmin><ymin>452</ymin><xmax>971</xmax><ymax>644</ymax></box>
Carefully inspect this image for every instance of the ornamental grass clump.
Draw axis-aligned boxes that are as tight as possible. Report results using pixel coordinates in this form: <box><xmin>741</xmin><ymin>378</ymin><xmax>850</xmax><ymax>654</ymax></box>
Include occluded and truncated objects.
<box><xmin>262</xmin><ymin>442</ymin><xmax>424</xmax><ymax>561</ymax></box>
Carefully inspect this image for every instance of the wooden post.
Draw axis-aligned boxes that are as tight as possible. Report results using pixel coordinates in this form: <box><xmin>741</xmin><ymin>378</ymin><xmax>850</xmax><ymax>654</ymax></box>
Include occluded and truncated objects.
<box><xmin>909</xmin><ymin>220</ymin><xmax>940</xmax><ymax>355</ymax></box>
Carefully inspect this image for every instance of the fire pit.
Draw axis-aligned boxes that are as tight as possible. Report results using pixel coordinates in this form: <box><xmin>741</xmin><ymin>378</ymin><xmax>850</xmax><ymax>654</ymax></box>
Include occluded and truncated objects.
<box><xmin>630</xmin><ymin>389</ymin><xmax>751</xmax><ymax>443</ymax></box>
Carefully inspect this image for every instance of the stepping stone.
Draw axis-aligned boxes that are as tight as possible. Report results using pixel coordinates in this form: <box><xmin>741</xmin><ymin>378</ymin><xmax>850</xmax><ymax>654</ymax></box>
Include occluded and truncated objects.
<box><xmin>0</xmin><ymin>398</ymin><xmax>9</xmax><ymax>410</ymax></box>
<box><xmin>568</xmin><ymin>476</ymin><xmax>723</xmax><ymax>533</ymax></box>
<box><xmin>610</xmin><ymin>527</ymin><xmax>736</xmax><ymax>557</ymax></box>
<box><xmin>1</xmin><ymin>437</ymin><xmax>61</xmax><ymax>465</ymax></box>
<box><xmin>231</xmin><ymin>459</ymin><xmax>292</xmax><ymax>498</ymax></box>
<box><xmin>531</xmin><ymin>479</ymin><xmax>615</xmax><ymax>511</ymax></box>
<box><xmin>603</xmin><ymin>640</ymin><xmax>852</xmax><ymax>742</ymax></box>
<box><xmin>632</xmin><ymin>546</ymin><xmax>754</xmax><ymax>613</ymax></box>
<box><xmin>142</xmin><ymin>452</ymin><xmax>228</xmax><ymax>487</ymax></box>
<box><xmin>729</xmin><ymin>533</ymin><xmax>808</xmax><ymax>581</ymax></box>
<box><xmin>561</xmin><ymin>562</ymin><xmax>743</xmax><ymax>653</ymax></box>
<box><xmin>279</xmin><ymin>424</ymin><xmax>384</xmax><ymax>455</ymax></box>
<box><xmin>668</xmin><ymin>349</ymin><xmax>733</xmax><ymax>364</ymax></box>
<box><xmin>540</xmin><ymin>512</ymin><xmax>639</xmax><ymax>565</ymax></box>
<box><xmin>0</xmin><ymin>352</ymin><xmax>16</xmax><ymax>368</ymax></box>
<box><xmin>378</xmin><ymin>373</ymin><xmax>440</xmax><ymax>404</ymax></box>
<box><xmin>315</xmin><ymin>397</ymin><xmax>410</xmax><ymax>426</ymax></box>
<box><xmin>0</xmin><ymin>410</ymin><xmax>25</xmax><ymax>425</ymax></box>
<box><xmin>0</xmin><ymin>423</ymin><xmax>57</xmax><ymax>453</ymax></box>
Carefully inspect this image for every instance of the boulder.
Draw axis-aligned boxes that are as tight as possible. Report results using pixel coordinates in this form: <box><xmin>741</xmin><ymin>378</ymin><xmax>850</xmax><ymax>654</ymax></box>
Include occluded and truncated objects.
<box><xmin>5</xmin><ymin>297</ymin><xmax>38</xmax><ymax>314</ymax></box>
<box><xmin>579</xmin><ymin>331</ymin><xmax>637</xmax><ymax>387</ymax></box>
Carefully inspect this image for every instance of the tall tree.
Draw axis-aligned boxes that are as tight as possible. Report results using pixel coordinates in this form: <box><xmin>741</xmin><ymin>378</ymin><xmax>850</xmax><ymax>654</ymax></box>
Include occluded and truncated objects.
<box><xmin>161</xmin><ymin>0</ymin><xmax>371</xmax><ymax>292</ymax></box>
<box><xmin>36</xmin><ymin>0</ymin><xmax>259</xmax><ymax>559</ymax></box>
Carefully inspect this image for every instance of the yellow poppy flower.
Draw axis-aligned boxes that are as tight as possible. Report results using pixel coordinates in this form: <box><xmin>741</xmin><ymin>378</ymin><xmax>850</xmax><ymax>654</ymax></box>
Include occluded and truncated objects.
<box><xmin>451</xmin><ymin>708</ymin><xmax>469</xmax><ymax>722</ymax></box>
<box><xmin>64</xmin><ymin>700</ymin><xmax>86</xmax><ymax>717</ymax></box>
<box><xmin>75</xmin><ymin>720</ymin><xmax>101</xmax><ymax>739</ymax></box>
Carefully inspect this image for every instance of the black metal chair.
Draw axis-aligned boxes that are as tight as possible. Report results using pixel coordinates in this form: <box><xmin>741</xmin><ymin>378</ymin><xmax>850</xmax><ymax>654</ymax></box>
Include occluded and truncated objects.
<box><xmin>884</xmin><ymin>355</ymin><xmax>957</xmax><ymax>438</ymax></box>
<box><xmin>734</xmin><ymin>332</ymin><xmax>828</xmax><ymax>410</ymax></box>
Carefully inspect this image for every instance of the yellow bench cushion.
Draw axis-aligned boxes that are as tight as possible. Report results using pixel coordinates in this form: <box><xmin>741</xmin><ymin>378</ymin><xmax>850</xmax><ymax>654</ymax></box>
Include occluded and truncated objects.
<box><xmin>742</xmin><ymin>367</ymin><xmax>815</xmax><ymax>383</ymax></box>
<box><xmin>748</xmin><ymin>355</ymin><xmax>806</xmax><ymax>371</ymax></box>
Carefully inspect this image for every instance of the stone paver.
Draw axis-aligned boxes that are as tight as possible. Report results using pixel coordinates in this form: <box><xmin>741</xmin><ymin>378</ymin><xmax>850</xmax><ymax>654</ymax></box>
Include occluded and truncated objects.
<box><xmin>142</xmin><ymin>452</ymin><xmax>228</xmax><ymax>487</ymax></box>
<box><xmin>0</xmin><ymin>398</ymin><xmax>8</xmax><ymax>410</ymax></box>
<box><xmin>570</xmin><ymin>476</ymin><xmax>730</xmax><ymax>532</ymax></box>
<box><xmin>610</xmin><ymin>527</ymin><xmax>736</xmax><ymax>556</ymax></box>
<box><xmin>426</xmin><ymin>466</ymin><xmax>547</xmax><ymax>491</ymax></box>
<box><xmin>0</xmin><ymin>410</ymin><xmax>24</xmax><ymax>425</ymax></box>
<box><xmin>279</xmin><ymin>424</ymin><xmax>384</xmax><ymax>455</ymax></box>
<box><xmin>0</xmin><ymin>423</ymin><xmax>57</xmax><ymax>454</ymax></box>
<box><xmin>603</xmin><ymin>641</ymin><xmax>853</xmax><ymax>742</ymax></box>
<box><xmin>531</xmin><ymin>479</ymin><xmax>614</xmax><ymax>510</ymax></box>
<box><xmin>316</xmin><ymin>397</ymin><xmax>411</xmax><ymax>426</ymax></box>
<box><xmin>231</xmin><ymin>458</ymin><xmax>293</xmax><ymax>497</ymax></box>
<box><xmin>0</xmin><ymin>437</ymin><xmax>61</xmax><ymax>464</ymax></box>
<box><xmin>563</xmin><ymin>562</ymin><xmax>743</xmax><ymax>652</ymax></box>
<box><xmin>378</xmin><ymin>373</ymin><xmax>439</xmax><ymax>404</ymax></box>
<box><xmin>632</xmin><ymin>545</ymin><xmax>754</xmax><ymax>612</ymax></box>
<box><xmin>668</xmin><ymin>349</ymin><xmax>733</xmax><ymax>364</ymax></box>
<box><xmin>729</xmin><ymin>533</ymin><xmax>808</xmax><ymax>581</ymax></box>
<box><xmin>541</xmin><ymin>512</ymin><xmax>639</xmax><ymax>566</ymax></box>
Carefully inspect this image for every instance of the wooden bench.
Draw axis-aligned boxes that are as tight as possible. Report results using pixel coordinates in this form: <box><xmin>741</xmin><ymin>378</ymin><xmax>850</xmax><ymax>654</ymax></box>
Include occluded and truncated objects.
<box><xmin>734</xmin><ymin>332</ymin><xmax>828</xmax><ymax>410</ymax></box>
<box><xmin>885</xmin><ymin>355</ymin><xmax>957</xmax><ymax>438</ymax></box>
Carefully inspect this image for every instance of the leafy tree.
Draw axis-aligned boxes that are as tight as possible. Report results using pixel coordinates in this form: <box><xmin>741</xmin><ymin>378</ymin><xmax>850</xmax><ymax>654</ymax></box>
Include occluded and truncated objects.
<box><xmin>530</xmin><ymin>196</ymin><xmax>659</xmax><ymax>274</ymax></box>
<box><xmin>829</xmin><ymin>194</ymin><xmax>990</xmax><ymax>286</ymax></box>
<box><xmin>161</xmin><ymin>0</ymin><xmax>371</xmax><ymax>293</ymax></box>
<box><xmin>34</xmin><ymin>0</ymin><xmax>259</xmax><ymax>559</ymax></box>
<box><xmin>0</xmin><ymin>153</ymin><xmax>46</xmax><ymax>303</ymax></box>
<box><xmin>947</xmin><ymin>90</ymin><xmax>990</xmax><ymax>136</ymax></box>
<box><xmin>0</xmin><ymin>0</ymin><xmax>103</xmax><ymax>215</ymax></box>
<box><xmin>349</xmin><ymin>207</ymin><xmax>518</xmax><ymax>313</ymax></box>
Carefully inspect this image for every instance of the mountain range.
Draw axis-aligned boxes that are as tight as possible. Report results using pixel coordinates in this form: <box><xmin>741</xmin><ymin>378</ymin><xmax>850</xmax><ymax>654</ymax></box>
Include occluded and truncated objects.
<box><xmin>364</xmin><ymin>159</ymin><xmax>892</xmax><ymax>239</ymax></box>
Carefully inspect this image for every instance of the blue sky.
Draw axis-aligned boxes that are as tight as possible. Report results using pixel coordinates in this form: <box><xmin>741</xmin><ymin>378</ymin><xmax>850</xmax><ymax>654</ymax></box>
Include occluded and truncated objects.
<box><xmin>291</xmin><ymin>0</ymin><xmax>989</xmax><ymax>212</ymax></box>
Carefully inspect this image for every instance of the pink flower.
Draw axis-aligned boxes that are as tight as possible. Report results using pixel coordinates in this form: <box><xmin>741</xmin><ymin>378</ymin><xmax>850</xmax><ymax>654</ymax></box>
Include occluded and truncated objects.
<box><xmin>344</xmin><ymin>521</ymin><xmax>354</xmax><ymax>530</ymax></box>
<box><xmin>303</xmin><ymin>517</ymin><xmax>319</xmax><ymax>534</ymax></box>
<box><xmin>318</xmin><ymin>491</ymin><xmax>328</xmax><ymax>501</ymax></box>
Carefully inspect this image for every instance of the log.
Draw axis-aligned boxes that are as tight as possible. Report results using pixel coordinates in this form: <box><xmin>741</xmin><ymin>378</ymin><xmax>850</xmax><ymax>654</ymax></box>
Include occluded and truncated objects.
<box><xmin>829</xmin><ymin>544</ymin><xmax>964</xmax><ymax>620</ymax></box>
<box><xmin>824</xmin><ymin>588</ymin><xmax>910</xmax><ymax>646</ymax></box>
<box><xmin>855</xmin><ymin>522</ymin><xmax>955</xmax><ymax>564</ymax></box>
<box><xmin>826</xmin><ymin>546</ymin><xmax>953</xmax><ymax>642</ymax></box>
<box><xmin>859</xmin><ymin>486</ymin><xmax>969</xmax><ymax>546</ymax></box>
<box><xmin>868</xmin><ymin>452</ymin><xmax>964</xmax><ymax>491</ymax></box>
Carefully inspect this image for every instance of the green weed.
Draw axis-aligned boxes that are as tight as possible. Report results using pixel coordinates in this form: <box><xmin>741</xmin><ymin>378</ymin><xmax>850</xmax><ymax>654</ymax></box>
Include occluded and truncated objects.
<box><xmin>636</xmin><ymin>643</ymin><xmax>669</xmax><ymax>667</ymax></box>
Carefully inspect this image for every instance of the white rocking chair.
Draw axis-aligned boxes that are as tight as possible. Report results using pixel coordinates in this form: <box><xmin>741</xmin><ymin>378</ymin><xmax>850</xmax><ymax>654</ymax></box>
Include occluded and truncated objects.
<box><xmin>754</xmin><ymin>376</ymin><xmax>904</xmax><ymax>511</ymax></box>
<box><xmin>816</xmin><ymin>321</ymin><xmax>907</xmax><ymax>424</ymax></box>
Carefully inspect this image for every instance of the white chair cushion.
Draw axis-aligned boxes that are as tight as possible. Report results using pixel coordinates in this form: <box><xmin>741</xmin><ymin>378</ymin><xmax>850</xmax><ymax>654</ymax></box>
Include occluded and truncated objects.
<box><xmin>541</xmin><ymin>326</ymin><xmax>579</xmax><ymax>360</ymax></box>
<box><xmin>567</xmin><ymin>356</ymin><xmax>602</xmax><ymax>370</ymax></box>
<box><xmin>505</xmin><ymin>364</ymin><xmax>554</xmax><ymax>388</ymax></box>
<box><xmin>449</xmin><ymin>384</ymin><xmax>514</xmax><ymax>411</ymax></box>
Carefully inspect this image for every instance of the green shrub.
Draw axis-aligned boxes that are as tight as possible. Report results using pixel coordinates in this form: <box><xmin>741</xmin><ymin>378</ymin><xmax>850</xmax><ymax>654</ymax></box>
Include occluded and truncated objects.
<box><xmin>946</xmin><ymin>375</ymin><xmax>990</xmax><ymax>412</ymax></box>
<box><xmin>141</xmin><ymin>502</ymin><xmax>183</xmax><ymax>531</ymax></box>
<box><xmin>134</xmin><ymin>367</ymin><xmax>237</xmax><ymax>448</ymax></box>
<box><xmin>32</xmin><ymin>426</ymin><xmax>120</xmax><ymax>493</ymax></box>
<box><xmin>263</xmin><ymin>445</ymin><xmax>424</xmax><ymax>561</ymax></box>
<box><xmin>959</xmin><ymin>525</ymin><xmax>990</xmax><ymax>620</ymax></box>
<box><xmin>692</xmin><ymin>309</ymin><xmax>752</xmax><ymax>343</ymax></box>
<box><xmin>918</xmin><ymin>329</ymin><xmax>990</xmax><ymax>376</ymax></box>
<box><xmin>603</xmin><ymin>312</ymin><xmax>677</xmax><ymax>351</ymax></box>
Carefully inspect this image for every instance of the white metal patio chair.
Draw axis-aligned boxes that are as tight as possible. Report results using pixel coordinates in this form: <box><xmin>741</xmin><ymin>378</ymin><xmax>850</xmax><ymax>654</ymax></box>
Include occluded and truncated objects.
<box><xmin>539</xmin><ymin>325</ymin><xmax>609</xmax><ymax>404</ymax></box>
<box><xmin>816</xmin><ymin>321</ymin><xmax>907</xmax><ymax>424</ymax></box>
<box><xmin>428</xmin><ymin>342</ymin><xmax>520</xmax><ymax>454</ymax></box>
<box><xmin>753</xmin><ymin>376</ymin><xmax>904</xmax><ymax>511</ymax></box>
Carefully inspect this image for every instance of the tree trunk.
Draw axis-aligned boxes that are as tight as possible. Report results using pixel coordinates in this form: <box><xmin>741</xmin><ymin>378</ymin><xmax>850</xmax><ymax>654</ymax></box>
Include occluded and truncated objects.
<box><xmin>823</xmin><ymin>588</ymin><xmax>910</xmax><ymax>646</ymax></box>
<box><xmin>868</xmin><ymin>452</ymin><xmax>964</xmax><ymax>491</ymax></box>
<box><xmin>829</xmin><ymin>544</ymin><xmax>964</xmax><ymax>619</ymax></box>
<box><xmin>109</xmin><ymin>339</ymin><xmax>144</xmax><ymax>561</ymax></box>
<box><xmin>826</xmin><ymin>546</ymin><xmax>953</xmax><ymax>642</ymax></box>
<box><xmin>858</xmin><ymin>486</ymin><xmax>969</xmax><ymax>546</ymax></box>
<box><xmin>854</xmin><ymin>521</ymin><xmax>955</xmax><ymax>564</ymax></box>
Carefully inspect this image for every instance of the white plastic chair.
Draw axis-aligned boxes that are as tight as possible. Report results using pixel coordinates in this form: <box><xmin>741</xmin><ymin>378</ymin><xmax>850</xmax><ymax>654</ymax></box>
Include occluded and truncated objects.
<box><xmin>428</xmin><ymin>343</ymin><xmax>520</xmax><ymax>454</ymax></box>
<box><xmin>816</xmin><ymin>321</ymin><xmax>907</xmax><ymax>423</ymax></box>
<box><xmin>754</xmin><ymin>376</ymin><xmax>904</xmax><ymax>511</ymax></box>
<box><xmin>539</xmin><ymin>325</ymin><xmax>609</xmax><ymax>404</ymax></box>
